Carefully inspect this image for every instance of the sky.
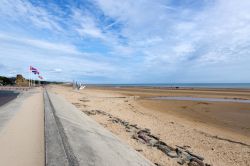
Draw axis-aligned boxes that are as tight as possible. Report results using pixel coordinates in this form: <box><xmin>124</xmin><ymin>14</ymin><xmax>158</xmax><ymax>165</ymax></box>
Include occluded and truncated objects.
<box><xmin>0</xmin><ymin>0</ymin><xmax>250</xmax><ymax>83</ymax></box>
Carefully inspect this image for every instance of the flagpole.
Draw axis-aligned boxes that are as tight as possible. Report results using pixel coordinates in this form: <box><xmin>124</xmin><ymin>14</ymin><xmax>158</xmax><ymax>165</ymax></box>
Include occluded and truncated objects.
<box><xmin>31</xmin><ymin>70</ymin><xmax>32</xmax><ymax>87</ymax></box>
<box><xmin>32</xmin><ymin>73</ymin><xmax>33</xmax><ymax>87</ymax></box>
<box><xmin>29</xmin><ymin>67</ymin><xmax>31</xmax><ymax>87</ymax></box>
<box><xmin>30</xmin><ymin>66</ymin><xmax>41</xmax><ymax>87</ymax></box>
<box><xmin>28</xmin><ymin>68</ymin><xmax>29</xmax><ymax>87</ymax></box>
<box><xmin>28</xmin><ymin>66</ymin><xmax>29</xmax><ymax>87</ymax></box>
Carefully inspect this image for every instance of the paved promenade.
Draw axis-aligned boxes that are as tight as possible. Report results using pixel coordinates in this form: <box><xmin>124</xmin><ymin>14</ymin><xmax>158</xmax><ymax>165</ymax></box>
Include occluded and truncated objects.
<box><xmin>0</xmin><ymin>88</ymin><xmax>154</xmax><ymax>166</ymax></box>
<box><xmin>0</xmin><ymin>88</ymin><xmax>44</xmax><ymax>166</ymax></box>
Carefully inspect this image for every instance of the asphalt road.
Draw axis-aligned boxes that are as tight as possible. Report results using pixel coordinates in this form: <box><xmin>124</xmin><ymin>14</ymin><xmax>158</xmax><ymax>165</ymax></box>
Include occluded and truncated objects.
<box><xmin>0</xmin><ymin>91</ymin><xmax>19</xmax><ymax>106</ymax></box>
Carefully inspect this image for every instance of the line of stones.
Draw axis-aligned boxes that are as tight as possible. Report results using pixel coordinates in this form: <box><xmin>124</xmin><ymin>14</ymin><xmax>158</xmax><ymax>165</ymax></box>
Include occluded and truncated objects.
<box><xmin>82</xmin><ymin>109</ymin><xmax>211</xmax><ymax>166</ymax></box>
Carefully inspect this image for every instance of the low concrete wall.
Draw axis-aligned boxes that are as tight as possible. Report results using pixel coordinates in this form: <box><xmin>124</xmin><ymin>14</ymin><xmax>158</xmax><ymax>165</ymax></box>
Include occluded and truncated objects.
<box><xmin>44</xmin><ymin>89</ymin><xmax>154</xmax><ymax>166</ymax></box>
<box><xmin>44</xmin><ymin>91</ymin><xmax>69</xmax><ymax>166</ymax></box>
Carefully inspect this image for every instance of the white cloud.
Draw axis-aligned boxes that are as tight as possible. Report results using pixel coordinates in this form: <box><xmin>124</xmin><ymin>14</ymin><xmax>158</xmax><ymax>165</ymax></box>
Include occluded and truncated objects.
<box><xmin>0</xmin><ymin>40</ymin><xmax>118</xmax><ymax>82</ymax></box>
<box><xmin>0</xmin><ymin>34</ymin><xmax>119</xmax><ymax>82</ymax></box>
<box><xmin>0</xmin><ymin>0</ymin><xmax>63</xmax><ymax>32</ymax></box>
<box><xmin>1</xmin><ymin>0</ymin><xmax>250</xmax><ymax>82</ymax></box>
<box><xmin>71</xmin><ymin>9</ymin><xmax>134</xmax><ymax>57</ymax></box>
<box><xmin>173</xmin><ymin>43</ymin><xmax>195</xmax><ymax>58</ymax></box>
<box><xmin>0</xmin><ymin>33</ymin><xmax>79</xmax><ymax>54</ymax></box>
<box><xmin>95</xmin><ymin>0</ymin><xmax>250</xmax><ymax>64</ymax></box>
<box><xmin>53</xmin><ymin>68</ymin><xmax>62</xmax><ymax>72</ymax></box>
<box><xmin>72</xmin><ymin>10</ymin><xmax>105</xmax><ymax>39</ymax></box>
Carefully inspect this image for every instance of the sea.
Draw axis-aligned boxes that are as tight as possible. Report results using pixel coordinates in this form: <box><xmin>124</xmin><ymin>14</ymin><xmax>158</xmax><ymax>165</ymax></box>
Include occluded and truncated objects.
<box><xmin>89</xmin><ymin>83</ymin><xmax>250</xmax><ymax>89</ymax></box>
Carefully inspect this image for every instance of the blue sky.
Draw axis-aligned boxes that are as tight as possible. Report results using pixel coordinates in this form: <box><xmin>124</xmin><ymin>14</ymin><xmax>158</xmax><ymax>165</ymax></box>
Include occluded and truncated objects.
<box><xmin>0</xmin><ymin>0</ymin><xmax>250</xmax><ymax>83</ymax></box>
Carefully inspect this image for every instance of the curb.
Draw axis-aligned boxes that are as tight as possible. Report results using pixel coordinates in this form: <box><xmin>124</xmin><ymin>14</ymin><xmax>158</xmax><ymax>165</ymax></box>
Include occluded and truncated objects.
<box><xmin>44</xmin><ymin>89</ymin><xmax>77</xmax><ymax>166</ymax></box>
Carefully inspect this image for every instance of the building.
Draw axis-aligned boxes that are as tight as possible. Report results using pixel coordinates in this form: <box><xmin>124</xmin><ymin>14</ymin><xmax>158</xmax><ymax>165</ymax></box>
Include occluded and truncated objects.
<box><xmin>15</xmin><ymin>74</ymin><xmax>28</xmax><ymax>86</ymax></box>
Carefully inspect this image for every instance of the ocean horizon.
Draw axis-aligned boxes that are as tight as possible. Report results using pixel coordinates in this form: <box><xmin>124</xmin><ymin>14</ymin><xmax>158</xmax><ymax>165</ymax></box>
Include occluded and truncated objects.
<box><xmin>87</xmin><ymin>83</ymin><xmax>250</xmax><ymax>89</ymax></box>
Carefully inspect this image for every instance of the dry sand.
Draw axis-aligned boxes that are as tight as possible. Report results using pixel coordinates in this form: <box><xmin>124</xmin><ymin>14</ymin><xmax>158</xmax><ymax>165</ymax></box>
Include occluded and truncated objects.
<box><xmin>51</xmin><ymin>85</ymin><xmax>250</xmax><ymax>166</ymax></box>
<box><xmin>0</xmin><ymin>88</ymin><xmax>44</xmax><ymax>166</ymax></box>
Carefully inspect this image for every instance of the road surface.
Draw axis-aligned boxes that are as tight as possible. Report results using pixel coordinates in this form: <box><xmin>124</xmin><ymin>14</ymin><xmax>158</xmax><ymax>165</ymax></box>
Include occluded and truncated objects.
<box><xmin>0</xmin><ymin>87</ymin><xmax>153</xmax><ymax>166</ymax></box>
<box><xmin>0</xmin><ymin>88</ymin><xmax>44</xmax><ymax>166</ymax></box>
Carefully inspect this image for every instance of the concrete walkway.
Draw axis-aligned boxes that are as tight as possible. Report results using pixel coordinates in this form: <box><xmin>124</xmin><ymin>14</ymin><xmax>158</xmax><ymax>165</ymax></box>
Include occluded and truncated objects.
<box><xmin>0</xmin><ymin>88</ymin><xmax>153</xmax><ymax>166</ymax></box>
<box><xmin>0</xmin><ymin>88</ymin><xmax>44</xmax><ymax>166</ymax></box>
<box><xmin>0</xmin><ymin>91</ymin><xmax>28</xmax><ymax>131</ymax></box>
<box><xmin>45</xmin><ymin>89</ymin><xmax>154</xmax><ymax>166</ymax></box>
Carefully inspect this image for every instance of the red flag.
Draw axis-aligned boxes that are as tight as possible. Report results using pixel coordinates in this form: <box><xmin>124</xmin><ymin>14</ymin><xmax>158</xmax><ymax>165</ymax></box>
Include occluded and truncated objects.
<box><xmin>30</xmin><ymin>66</ymin><xmax>40</xmax><ymax>75</ymax></box>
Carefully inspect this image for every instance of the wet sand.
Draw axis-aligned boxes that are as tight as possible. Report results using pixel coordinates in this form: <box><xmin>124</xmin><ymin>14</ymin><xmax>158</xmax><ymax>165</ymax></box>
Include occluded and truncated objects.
<box><xmin>51</xmin><ymin>85</ymin><xmax>250</xmax><ymax>166</ymax></box>
<box><xmin>96</xmin><ymin>87</ymin><xmax>250</xmax><ymax>137</ymax></box>
<box><xmin>140</xmin><ymin>99</ymin><xmax>250</xmax><ymax>137</ymax></box>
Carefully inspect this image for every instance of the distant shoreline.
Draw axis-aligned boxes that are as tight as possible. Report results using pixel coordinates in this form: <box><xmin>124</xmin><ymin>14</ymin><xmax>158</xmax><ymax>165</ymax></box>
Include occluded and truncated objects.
<box><xmin>85</xmin><ymin>83</ymin><xmax>250</xmax><ymax>89</ymax></box>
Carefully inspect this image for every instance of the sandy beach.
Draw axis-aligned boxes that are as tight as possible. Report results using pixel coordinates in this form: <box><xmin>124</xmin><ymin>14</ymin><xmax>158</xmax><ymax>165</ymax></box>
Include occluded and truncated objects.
<box><xmin>51</xmin><ymin>85</ymin><xmax>250</xmax><ymax>166</ymax></box>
